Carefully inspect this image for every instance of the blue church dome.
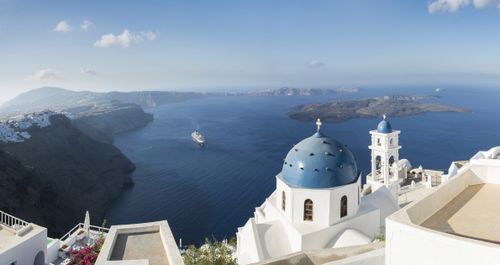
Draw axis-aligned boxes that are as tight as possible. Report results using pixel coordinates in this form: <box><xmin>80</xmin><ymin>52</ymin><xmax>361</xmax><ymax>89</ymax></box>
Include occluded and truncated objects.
<box><xmin>377</xmin><ymin>116</ymin><xmax>392</xmax><ymax>133</ymax></box>
<box><xmin>280</xmin><ymin>119</ymin><xmax>359</xmax><ymax>189</ymax></box>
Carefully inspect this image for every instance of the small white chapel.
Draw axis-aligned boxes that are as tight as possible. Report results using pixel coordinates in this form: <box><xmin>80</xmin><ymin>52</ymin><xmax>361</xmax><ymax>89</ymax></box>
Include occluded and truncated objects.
<box><xmin>236</xmin><ymin>118</ymin><xmax>400</xmax><ymax>264</ymax></box>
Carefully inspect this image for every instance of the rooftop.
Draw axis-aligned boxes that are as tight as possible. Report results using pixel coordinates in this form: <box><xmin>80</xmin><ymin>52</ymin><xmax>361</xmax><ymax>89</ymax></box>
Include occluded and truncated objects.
<box><xmin>376</xmin><ymin>116</ymin><xmax>392</xmax><ymax>133</ymax></box>
<box><xmin>254</xmin><ymin>242</ymin><xmax>385</xmax><ymax>265</ymax></box>
<box><xmin>0</xmin><ymin>210</ymin><xmax>45</xmax><ymax>253</ymax></box>
<box><xmin>386</xmin><ymin>147</ymin><xmax>500</xmax><ymax>265</ymax></box>
<box><xmin>0</xmin><ymin>226</ymin><xmax>23</xmax><ymax>251</ymax></box>
<box><xmin>422</xmin><ymin>183</ymin><xmax>500</xmax><ymax>243</ymax></box>
<box><xmin>95</xmin><ymin>221</ymin><xmax>183</xmax><ymax>265</ymax></box>
<box><xmin>280</xmin><ymin>119</ymin><xmax>359</xmax><ymax>189</ymax></box>
<box><xmin>388</xmin><ymin>152</ymin><xmax>500</xmax><ymax>247</ymax></box>
<box><xmin>110</xmin><ymin>231</ymin><xmax>168</xmax><ymax>265</ymax></box>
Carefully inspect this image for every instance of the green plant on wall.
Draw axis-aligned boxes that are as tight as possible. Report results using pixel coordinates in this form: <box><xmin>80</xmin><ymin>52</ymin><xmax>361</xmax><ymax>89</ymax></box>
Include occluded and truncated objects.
<box><xmin>183</xmin><ymin>238</ymin><xmax>237</xmax><ymax>265</ymax></box>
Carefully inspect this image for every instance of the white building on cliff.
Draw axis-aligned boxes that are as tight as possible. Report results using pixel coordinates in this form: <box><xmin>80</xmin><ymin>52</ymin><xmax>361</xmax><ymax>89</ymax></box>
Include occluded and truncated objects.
<box><xmin>386</xmin><ymin>146</ymin><xmax>500</xmax><ymax>265</ymax></box>
<box><xmin>0</xmin><ymin>211</ymin><xmax>183</xmax><ymax>265</ymax></box>
<box><xmin>236</xmin><ymin>119</ymin><xmax>399</xmax><ymax>264</ymax></box>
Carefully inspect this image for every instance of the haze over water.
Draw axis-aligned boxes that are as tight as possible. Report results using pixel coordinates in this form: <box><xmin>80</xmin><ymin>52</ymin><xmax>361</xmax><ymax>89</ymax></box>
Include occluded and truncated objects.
<box><xmin>105</xmin><ymin>86</ymin><xmax>500</xmax><ymax>245</ymax></box>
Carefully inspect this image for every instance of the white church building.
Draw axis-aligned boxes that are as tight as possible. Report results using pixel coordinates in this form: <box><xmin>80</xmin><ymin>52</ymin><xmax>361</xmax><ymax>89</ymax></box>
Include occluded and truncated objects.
<box><xmin>236</xmin><ymin>119</ymin><xmax>399</xmax><ymax>264</ymax></box>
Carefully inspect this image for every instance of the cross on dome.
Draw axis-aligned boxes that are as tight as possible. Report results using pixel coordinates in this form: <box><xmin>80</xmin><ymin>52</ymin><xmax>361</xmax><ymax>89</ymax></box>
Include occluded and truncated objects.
<box><xmin>316</xmin><ymin>118</ymin><xmax>322</xmax><ymax>132</ymax></box>
<box><xmin>383</xmin><ymin>114</ymin><xmax>387</xmax><ymax>120</ymax></box>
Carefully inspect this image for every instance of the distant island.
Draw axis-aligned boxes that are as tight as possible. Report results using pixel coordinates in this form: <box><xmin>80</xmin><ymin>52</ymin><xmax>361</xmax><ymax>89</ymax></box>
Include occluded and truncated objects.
<box><xmin>287</xmin><ymin>95</ymin><xmax>469</xmax><ymax>122</ymax></box>
<box><xmin>226</xmin><ymin>87</ymin><xmax>359</xmax><ymax>96</ymax></box>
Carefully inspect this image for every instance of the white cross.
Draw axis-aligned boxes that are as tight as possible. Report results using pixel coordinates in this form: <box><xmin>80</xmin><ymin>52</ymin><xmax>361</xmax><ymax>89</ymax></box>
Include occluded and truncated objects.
<box><xmin>316</xmin><ymin>118</ymin><xmax>322</xmax><ymax>132</ymax></box>
<box><xmin>383</xmin><ymin>114</ymin><xmax>387</xmax><ymax>120</ymax></box>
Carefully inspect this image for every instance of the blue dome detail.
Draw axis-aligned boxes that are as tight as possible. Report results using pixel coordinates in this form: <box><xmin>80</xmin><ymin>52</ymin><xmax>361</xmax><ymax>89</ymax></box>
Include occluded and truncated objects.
<box><xmin>280</xmin><ymin>130</ymin><xmax>359</xmax><ymax>189</ymax></box>
<box><xmin>377</xmin><ymin>117</ymin><xmax>393</xmax><ymax>133</ymax></box>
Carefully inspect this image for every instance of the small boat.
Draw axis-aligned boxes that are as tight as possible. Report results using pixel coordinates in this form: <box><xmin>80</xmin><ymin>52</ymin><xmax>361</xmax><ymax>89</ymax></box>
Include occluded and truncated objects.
<box><xmin>191</xmin><ymin>130</ymin><xmax>205</xmax><ymax>146</ymax></box>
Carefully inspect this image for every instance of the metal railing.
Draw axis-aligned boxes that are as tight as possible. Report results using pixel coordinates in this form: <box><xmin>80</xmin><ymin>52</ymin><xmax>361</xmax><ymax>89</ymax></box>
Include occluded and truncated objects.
<box><xmin>59</xmin><ymin>222</ymin><xmax>110</xmax><ymax>243</ymax></box>
<box><xmin>0</xmin><ymin>210</ymin><xmax>29</xmax><ymax>232</ymax></box>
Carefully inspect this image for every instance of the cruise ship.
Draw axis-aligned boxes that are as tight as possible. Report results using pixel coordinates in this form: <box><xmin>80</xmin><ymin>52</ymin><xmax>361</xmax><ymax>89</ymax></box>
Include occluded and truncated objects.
<box><xmin>191</xmin><ymin>130</ymin><xmax>205</xmax><ymax>146</ymax></box>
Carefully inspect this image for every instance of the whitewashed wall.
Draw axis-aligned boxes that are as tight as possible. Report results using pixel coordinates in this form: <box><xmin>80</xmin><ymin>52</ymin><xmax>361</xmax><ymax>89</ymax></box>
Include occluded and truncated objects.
<box><xmin>386</xmin><ymin>218</ymin><xmax>500</xmax><ymax>265</ymax></box>
<box><xmin>0</xmin><ymin>227</ymin><xmax>47</xmax><ymax>265</ymax></box>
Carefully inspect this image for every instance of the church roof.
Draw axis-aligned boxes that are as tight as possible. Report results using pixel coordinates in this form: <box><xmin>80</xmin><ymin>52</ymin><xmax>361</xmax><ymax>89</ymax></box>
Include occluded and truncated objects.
<box><xmin>280</xmin><ymin>119</ymin><xmax>359</xmax><ymax>189</ymax></box>
<box><xmin>376</xmin><ymin>115</ymin><xmax>393</xmax><ymax>133</ymax></box>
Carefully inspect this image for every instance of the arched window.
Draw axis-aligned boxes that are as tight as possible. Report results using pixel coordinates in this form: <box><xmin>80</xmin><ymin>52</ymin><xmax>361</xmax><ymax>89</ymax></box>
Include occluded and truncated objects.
<box><xmin>390</xmin><ymin>138</ymin><xmax>393</xmax><ymax>146</ymax></box>
<box><xmin>282</xmin><ymin>191</ymin><xmax>286</xmax><ymax>211</ymax></box>
<box><xmin>389</xmin><ymin>156</ymin><xmax>395</xmax><ymax>167</ymax></box>
<box><xmin>375</xmin><ymin>156</ymin><xmax>382</xmax><ymax>171</ymax></box>
<box><xmin>341</xmin><ymin>196</ymin><xmax>348</xmax><ymax>218</ymax></box>
<box><xmin>377</xmin><ymin>138</ymin><xmax>381</xmax><ymax>146</ymax></box>
<box><xmin>304</xmin><ymin>199</ymin><xmax>313</xmax><ymax>221</ymax></box>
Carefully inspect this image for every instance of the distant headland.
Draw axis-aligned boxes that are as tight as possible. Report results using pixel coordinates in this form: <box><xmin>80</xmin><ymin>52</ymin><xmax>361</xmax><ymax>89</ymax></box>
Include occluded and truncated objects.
<box><xmin>287</xmin><ymin>95</ymin><xmax>469</xmax><ymax>122</ymax></box>
<box><xmin>226</xmin><ymin>86</ymin><xmax>359</xmax><ymax>96</ymax></box>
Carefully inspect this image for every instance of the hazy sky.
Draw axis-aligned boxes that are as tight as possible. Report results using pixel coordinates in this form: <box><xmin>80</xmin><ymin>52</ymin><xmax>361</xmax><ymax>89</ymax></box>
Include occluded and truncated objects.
<box><xmin>1</xmin><ymin>0</ymin><xmax>500</xmax><ymax>101</ymax></box>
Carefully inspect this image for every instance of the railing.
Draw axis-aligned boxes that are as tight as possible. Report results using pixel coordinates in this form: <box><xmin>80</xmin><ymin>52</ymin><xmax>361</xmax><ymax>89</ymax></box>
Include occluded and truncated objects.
<box><xmin>0</xmin><ymin>210</ymin><xmax>29</xmax><ymax>232</ymax></box>
<box><xmin>59</xmin><ymin>222</ymin><xmax>110</xmax><ymax>243</ymax></box>
<box><xmin>399</xmin><ymin>181</ymin><xmax>424</xmax><ymax>194</ymax></box>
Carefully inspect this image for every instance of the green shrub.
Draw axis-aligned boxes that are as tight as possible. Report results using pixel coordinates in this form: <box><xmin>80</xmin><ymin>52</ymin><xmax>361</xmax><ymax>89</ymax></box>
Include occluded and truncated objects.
<box><xmin>374</xmin><ymin>231</ymin><xmax>385</xmax><ymax>242</ymax></box>
<box><xmin>183</xmin><ymin>238</ymin><xmax>237</xmax><ymax>265</ymax></box>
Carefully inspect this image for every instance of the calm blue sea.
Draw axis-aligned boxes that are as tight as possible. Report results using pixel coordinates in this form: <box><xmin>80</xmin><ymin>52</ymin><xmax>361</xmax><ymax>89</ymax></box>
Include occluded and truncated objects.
<box><xmin>105</xmin><ymin>86</ymin><xmax>500</xmax><ymax>245</ymax></box>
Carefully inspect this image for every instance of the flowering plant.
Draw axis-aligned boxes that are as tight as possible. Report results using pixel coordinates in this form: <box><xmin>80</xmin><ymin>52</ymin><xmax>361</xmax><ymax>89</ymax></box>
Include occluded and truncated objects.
<box><xmin>69</xmin><ymin>238</ymin><xmax>104</xmax><ymax>265</ymax></box>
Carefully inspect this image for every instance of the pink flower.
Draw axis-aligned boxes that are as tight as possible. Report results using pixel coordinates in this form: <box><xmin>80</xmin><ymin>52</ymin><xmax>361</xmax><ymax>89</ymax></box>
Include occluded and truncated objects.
<box><xmin>69</xmin><ymin>244</ymin><xmax>100</xmax><ymax>265</ymax></box>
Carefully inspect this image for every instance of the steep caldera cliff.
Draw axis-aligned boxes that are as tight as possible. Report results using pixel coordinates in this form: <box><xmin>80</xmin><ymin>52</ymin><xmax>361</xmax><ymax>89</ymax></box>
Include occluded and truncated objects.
<box><xmin>68</xmin><ymin>101</ymin><xmax>153</xmax><ymax>143</ymax></box>
<box><xmin>0</xmin><ymin>114</ymin><xmax>134</xmax><ymax>236</ymax></box>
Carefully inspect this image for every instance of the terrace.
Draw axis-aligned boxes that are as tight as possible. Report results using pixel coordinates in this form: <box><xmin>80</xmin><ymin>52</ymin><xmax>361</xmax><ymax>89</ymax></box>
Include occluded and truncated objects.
<box><xmin>95</xmin><ymin>221</ymin><xmax>183</xmax><ymax>265</ymax></box>
<box><xmin>52</xmin><ymin>222</ymin><xmax>109</xmax><ymax>265</ymax></box>
<box><xmin>422</xmin><ymin>183</ymin><xmax>500</xmax><ymax>243</ymax></box>
<box><xmin>390</xmin><ymin>166</ymin><xmax>500</xmax><ymax>245</ymax></box>
<box><xmin>386</xmin><ymin>151</ymin><xmax>500</xmax><ymax>265</ymax></box>
<box><xmin>0</xmin><ymin>210</ymin><xmax>37</xmax><ymax>252</ymax></box>
<box><xmin>111</xmin><ymin>231</ymin><xmax>168</xmax><ymax>265</ymax></box>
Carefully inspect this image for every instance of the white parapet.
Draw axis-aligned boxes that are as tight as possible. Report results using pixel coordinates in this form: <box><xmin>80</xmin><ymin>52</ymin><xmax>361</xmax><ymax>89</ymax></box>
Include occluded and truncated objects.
<box><xmin>0</xmin><ymin>211</ymin><xmax>47</xmax><ymax>265</ymax></box>
<box><xmin>95</xmin><ymin>220</ymin><xmax>184</xmax><ymax>265</ymax></box>
<box><xmin>386</xmin><ymin>155</ymin><xmax>500</xmax><ymax>265</ymax></box>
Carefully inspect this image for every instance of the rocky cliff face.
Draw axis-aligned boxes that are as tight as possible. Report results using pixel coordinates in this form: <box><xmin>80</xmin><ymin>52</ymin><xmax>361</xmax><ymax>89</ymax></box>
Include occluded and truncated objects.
<box><xmin>0</xmin><ymin>149</ymin><xmax>45</xmax><ymax>223</ymax></box>
<box><xmin>0</xmin><ymin>114</ymin><xmax>134</xmax><ymax>236</ymax></box>
<box><xmin>70</xmin><ymin>102</ymin><xmax>154</xmax><ymax>143</ymax></box>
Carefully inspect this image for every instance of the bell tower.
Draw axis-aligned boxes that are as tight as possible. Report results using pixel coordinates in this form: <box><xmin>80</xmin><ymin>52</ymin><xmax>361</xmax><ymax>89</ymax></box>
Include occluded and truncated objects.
<box><xmin>368</xmin><ymin>116</ymin><xmax>401</xmax><ymax>197</ymax></box>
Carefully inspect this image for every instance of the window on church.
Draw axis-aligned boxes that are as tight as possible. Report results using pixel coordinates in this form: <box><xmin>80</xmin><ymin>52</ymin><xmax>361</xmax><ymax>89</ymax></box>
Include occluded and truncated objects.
<box><xmin>389</xmin><ymin>156</ymin><xmax>395</xmax><ymax>166</ymax></box>
<box><xmin>377</xmin><ymin>138</ymin><xmax>381</xmax><ymax>146</ymax></box>
<box><xmin>375</xmin><ymin>156</ymin><xmax>382</xmax><ymax>171</ymax></box>
<box><xmin>282</xmin><ymin>191</ymin><xmax>286</xmax><ymax>211</ymax></box>
<box><xmin>341</xmin><ymin>195</ymin><xmax>348</xmax><ymax>218</ymax></box>
<box><xmin>304</xmin><ymin>199</ymin><xmax>313</xmax><ymax>221</ymax></box>
<box><xmin>390</xmin><ymin>139</ymin><xmax>393</xmax><ymax>146</ymax></box>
